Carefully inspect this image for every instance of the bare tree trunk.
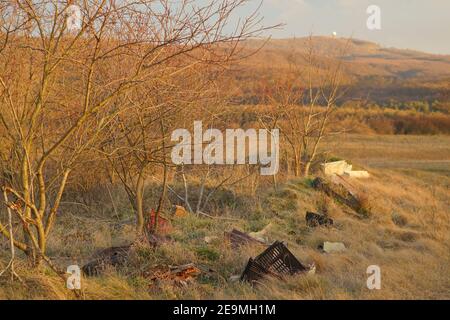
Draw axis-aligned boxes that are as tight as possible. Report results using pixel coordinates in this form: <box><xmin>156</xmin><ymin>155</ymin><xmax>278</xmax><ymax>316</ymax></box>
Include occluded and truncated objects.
<box><xmin>196</xmin><ymin>167</ymin><xmax>210</xmax><ymax>214</ymax></box>
<box><xmin>0</xmin><ymin>188</ymin><xmax>22</xmax><ymax>282</ymax></box>
<box><xmin>154</xmin><ymin>118</ymin><xmax>168</xmax><ymax>234</ymax></box>
<box><xmin>135</xmin><ymin>167</ymin><xmax>146</xmax><ymax>234</ymax></box>
<box><xmin>294</xmin><ymin>150</ymin><xmax>301</xmax><ymax>177</ymax></box>
<box><xmin>284</xmin><ymin>151</ymin><xmax>290</xmax><ymax>176</ymax></box>
<box><xmin>20</xmin><ymin>154</ymin><xmax>35</xmax><ymax>262</ymax></box>
<box><xmin>303</xmin><ymin>161</ymin><xmax>312</xmax><ymax>177</ymax></box>
<box><xmin>181</xmin><ymin>165</ymin><xmax>193</xmax><ymax>212</ymax></box>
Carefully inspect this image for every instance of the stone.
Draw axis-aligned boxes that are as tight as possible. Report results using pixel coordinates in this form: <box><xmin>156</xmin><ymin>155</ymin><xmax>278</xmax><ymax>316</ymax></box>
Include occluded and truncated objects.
<box><xmin>320</xmin><ymin>241</ymin><xmax>346</xmax><ymax>253</ymax></box>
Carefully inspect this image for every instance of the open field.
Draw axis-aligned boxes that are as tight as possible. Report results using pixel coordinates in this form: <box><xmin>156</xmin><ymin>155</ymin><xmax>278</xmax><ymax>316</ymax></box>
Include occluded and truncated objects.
<box><xmin>325</xmin><ymin>134</ymin><xmax>450</xmax><ymax>174</ymax></box>
<box><xmin>1</xmin><ymin>134</ymin><xmax>448</xmax><ymax>300</ymax></box>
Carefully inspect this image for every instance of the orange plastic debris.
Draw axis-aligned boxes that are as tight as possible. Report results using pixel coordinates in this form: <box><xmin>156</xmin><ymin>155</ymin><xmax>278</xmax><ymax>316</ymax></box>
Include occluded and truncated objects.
<box><xmin>147</xmin><ymin>209</ymin><xmax>173</xmax><ymax>234</ymax></box>
<box><xmin>148</xmin><ymin>264</ymin><xmax>201</xmax><ymax>285</ymax></box>
<box><xmin>174</xmin><ymin>205</ymin><xmax>188</xmax><ymax>218</ymax></box>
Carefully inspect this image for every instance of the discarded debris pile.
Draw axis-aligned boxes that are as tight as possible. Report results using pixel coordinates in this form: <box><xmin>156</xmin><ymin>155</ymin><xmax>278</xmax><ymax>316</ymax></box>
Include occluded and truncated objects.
<box><xmin>225</xmin><ymin>229</ymin><xmax>266</xmax><ymax>249</ymax></box>
<box><xmin>321</xmin><ymin>160</ymin><xmax>370</xmax><ymax>178</ymax></box>
<box><xmin>305</xmin><ymin>211</ymin><xmax>334</xmax><ymax>227</ymax></box>
<box><xmin>82</xmin><ymin>245</ymin><xmax>132</xmax><ymax>276</ymax></box>
<box><xmin>312</xmin><ymin>177</ymin><xmax>370</xmax><ymax>216</ymax></box>
<box><xmin>240</xmin><ymin>241</ymin><xmax>312</xmax><ymax>284</ymax></box>
<box><xmin>147</xmin><ymin>263</ymin><xmax>202</xmax><ymax>287</ymax></box>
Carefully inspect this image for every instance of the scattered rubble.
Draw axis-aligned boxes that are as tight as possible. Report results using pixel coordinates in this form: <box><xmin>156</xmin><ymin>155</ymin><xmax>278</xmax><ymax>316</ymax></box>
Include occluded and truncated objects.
<box><xmin>148</xmin><ymin>263</ymin><xmax>201</xmax><ymax>287</ymax></box>
<box><xmin>240</xmin><ymin>241</ymin><xmax>313</xmax><ymax>284</ymax></box>
<box><xmin>322</xmin><ymin>160</ymin><xmax>370</xmax><ymax>178</ymax></box>
<box><xmin>319</xmin><ymin>241</ymin><xmax>346</xmax><ymax>253</ymax></box>
<box><xmin>225</xmin><ymin>229</ymin><xmax>266</xmax><ymax>249</ymax></box>
<box><xmin>305</xmin><ymin>211</ymin><xmax>334</xmax><ymax>227</ymax></box>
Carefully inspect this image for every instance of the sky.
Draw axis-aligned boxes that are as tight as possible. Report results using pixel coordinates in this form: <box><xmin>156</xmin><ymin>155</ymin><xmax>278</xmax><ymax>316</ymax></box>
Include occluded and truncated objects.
<box><xmin>247</xmin><ymin>0</ymin><xmax>450</xmax><ymax>54</ymax></box>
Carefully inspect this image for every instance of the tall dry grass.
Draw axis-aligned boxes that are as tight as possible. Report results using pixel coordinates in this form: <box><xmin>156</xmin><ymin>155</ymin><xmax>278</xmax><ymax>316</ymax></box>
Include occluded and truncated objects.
<box><xmin>0</xmin><ymin>135</ymin><xmax>448</xmax><ymax>300</ymax></box>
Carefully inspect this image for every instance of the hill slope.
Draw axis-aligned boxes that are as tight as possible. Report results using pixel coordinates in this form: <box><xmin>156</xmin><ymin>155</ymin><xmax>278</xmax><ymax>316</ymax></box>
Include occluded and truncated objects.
<box><xmin>228</xmin><ymin>37</ymin><xmax>450</xmax><ymax>105</ymax></box>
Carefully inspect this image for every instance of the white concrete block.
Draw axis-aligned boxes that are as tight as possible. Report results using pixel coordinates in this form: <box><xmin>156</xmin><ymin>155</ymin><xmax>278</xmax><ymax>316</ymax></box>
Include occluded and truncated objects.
<box><xmin>344</xmin><ymin>170</ymin><xmax>370</xmax><ymax>178</ymax></box>
<box><xmin>322</xmin><ymin>160</ymin><xmax>352</xmax><ymax>176</ymax></box>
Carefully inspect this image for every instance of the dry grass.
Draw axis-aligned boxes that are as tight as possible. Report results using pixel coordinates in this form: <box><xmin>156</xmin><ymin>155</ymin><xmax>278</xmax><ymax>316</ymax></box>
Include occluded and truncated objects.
<box><xmin>0</xmin><ymin>134</ymin><xmax>449</xmax><ymax>300</ymax></box>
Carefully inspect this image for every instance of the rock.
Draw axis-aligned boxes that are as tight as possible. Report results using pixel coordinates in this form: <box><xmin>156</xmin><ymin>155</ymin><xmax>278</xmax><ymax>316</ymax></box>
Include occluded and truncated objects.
<box><xmin>320</xmin><ymin>241</ymin><xmax>346</xmax><ymax>253</ymax></box>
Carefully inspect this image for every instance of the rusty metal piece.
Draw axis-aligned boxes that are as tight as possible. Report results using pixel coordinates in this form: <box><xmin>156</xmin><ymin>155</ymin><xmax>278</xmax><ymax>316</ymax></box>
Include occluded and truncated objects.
<box><xmin>241</xmin><ymin>241</ymin><xmax>308</xmax><ymax>284</ymax></box>
<box><xmin>225</xmin><ymin>229</ymin><xmax>265</xmax><ymax>249</ymax></box>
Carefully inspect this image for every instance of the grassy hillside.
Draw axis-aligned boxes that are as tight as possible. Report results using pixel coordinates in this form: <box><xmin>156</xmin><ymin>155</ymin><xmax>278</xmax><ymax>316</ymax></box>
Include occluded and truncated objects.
<box><xmin>1</xmin><ymin>135</ymin><xmax>448</xmax><ymax>300</ymax></box>
<box><xmin>228</xmin><ymin>37</ymin><xmax>450</xmax><ymax>105</ymax></box>
<box><xmin>243</xmin><ymin>37</ymin><xmax>450</xmax><ymax>79</ymax></box>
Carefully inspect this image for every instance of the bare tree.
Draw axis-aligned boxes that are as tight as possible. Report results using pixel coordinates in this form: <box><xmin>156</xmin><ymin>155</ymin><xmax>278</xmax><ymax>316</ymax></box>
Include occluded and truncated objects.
<box><xmin>260</xmin><ymin>36</ymin><xmax>349</xmax><ymax>177</ymax></box>
<box><xmin>97</xmin><ymin>0</ymin><xmax>272</xmax><ymax>234</ymax></box>
<box><xmin>0</xmin><ymin>0</ymin><xmax>272</xmax><ymax>265</ymax></box>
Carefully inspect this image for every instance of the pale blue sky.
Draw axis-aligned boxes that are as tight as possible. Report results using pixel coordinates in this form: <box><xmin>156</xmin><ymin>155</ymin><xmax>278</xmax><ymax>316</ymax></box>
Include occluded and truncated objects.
<box><xmin>249</xmin><ymin>0</ymin><xmax>450</xmax><ymax>54</ymax></box>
